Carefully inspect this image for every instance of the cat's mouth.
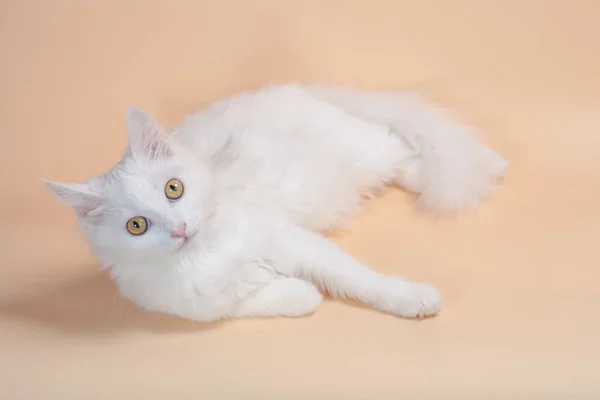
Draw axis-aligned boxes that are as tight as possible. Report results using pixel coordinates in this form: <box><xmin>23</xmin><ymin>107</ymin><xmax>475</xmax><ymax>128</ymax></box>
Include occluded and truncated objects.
<box><xmin>175</xmin><ymin>231</ymin><xmax>197</xmax><ymax>251</ymax></box>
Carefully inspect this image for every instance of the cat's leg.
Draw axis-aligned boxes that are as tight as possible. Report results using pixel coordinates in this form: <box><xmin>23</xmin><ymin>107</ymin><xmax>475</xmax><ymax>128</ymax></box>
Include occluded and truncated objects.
<box><xmin>271</xmin><ymin>223</ymin><xmax>442</xmax><ymax>318</ymax></box>
<box><xmin>342</xmin><ymin>125</ymin><xmax>426</xmax><ymax>195</ymax></box>
<box><xmin>232</xmin><ymin>277</ymin><xmax>323</xmax><ymax>318</ymax></box>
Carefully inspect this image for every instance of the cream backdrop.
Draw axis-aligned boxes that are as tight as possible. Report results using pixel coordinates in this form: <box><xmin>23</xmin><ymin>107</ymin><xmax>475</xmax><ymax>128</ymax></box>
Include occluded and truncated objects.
<box><xmin>1</xmin><ymin>1</ymin><xmax>599</xmax><ymax>398</ymax></box>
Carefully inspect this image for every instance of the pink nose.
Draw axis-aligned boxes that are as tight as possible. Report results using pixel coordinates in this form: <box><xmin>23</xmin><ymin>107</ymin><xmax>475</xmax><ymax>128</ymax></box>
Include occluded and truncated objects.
<box><xmin>171</xmin><ymin>223</ymin><xmax>187</xmax><ymax>238</ymax></box>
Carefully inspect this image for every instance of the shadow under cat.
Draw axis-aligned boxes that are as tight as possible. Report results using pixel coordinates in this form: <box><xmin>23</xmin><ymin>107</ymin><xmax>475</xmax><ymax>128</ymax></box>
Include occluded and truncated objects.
<box><xmin>0</xmin><ymin>271</ymin><xmax>228</xmax><ymax>336</ymax></box>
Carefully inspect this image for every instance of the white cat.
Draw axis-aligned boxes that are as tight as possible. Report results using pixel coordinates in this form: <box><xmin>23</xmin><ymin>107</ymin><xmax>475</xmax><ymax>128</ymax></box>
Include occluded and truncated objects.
<box><xmin>45</xmin><ymin>84</ymin><xmax>507</xmax><ymax>322</ymax></box>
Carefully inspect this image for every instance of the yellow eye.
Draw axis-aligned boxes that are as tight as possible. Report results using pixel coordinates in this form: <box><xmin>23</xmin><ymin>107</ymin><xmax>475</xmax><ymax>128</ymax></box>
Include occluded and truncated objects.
<box><xmin>165</xmin><ymin>178</ymin><xmax>184</xmax><ymax>200</ymax></box>
<box><xmin>126</xmin><ymin>216</ymin><xmax>148</xmax><ymax>236</ymax></box>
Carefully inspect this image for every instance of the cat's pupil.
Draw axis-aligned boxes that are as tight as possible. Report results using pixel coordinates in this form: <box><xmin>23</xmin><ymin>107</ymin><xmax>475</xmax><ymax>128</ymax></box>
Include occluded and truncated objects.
<box><xmin>133</xmin><ymin>221</ymin><xmax>139</xmax><ymax>229</ymax></box>
<box><xmin>170</xmin><ymin>184</ymin><xmax>177</xmax><ymax>191</ymax></box>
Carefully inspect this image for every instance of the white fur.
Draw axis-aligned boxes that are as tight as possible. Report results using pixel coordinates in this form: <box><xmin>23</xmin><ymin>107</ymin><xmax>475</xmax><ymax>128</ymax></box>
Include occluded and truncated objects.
<box><xmin>45</xmin><ymin>84</ymin><xmax>507</xmax><ymax>322</ymax></box>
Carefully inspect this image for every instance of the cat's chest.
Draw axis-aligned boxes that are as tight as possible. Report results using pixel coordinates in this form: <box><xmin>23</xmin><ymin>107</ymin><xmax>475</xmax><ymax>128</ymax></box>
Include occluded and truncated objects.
<box><xmin>160</xmin><ymin>251</ymin><xmax>240</xmax><ymax>295</ymax></box>
<box><xmin>112</xmin><ymin>254</ymin><xmax>229</xmax><ymax>308</ymax></box>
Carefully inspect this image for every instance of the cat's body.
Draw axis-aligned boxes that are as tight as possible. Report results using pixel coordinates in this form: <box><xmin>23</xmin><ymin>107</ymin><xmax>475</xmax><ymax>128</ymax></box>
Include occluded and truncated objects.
<box><xmin>46</xmin><ymin>84</ymin><xmax>507</xmax><ymax>322</ymax></box>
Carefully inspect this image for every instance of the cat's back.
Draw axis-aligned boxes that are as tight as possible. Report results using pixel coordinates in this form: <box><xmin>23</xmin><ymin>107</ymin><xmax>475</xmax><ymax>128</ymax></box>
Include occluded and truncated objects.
<box><xmin>171</xmin><ymin>84</ymin><xmax>322</xmax><ymax>158</ymax></box>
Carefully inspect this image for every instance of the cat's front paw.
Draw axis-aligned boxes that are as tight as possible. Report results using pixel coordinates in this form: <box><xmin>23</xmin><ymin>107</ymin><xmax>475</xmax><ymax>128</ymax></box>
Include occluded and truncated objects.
<box><xmin>378</xmin><ymin>280</ymin><xmax>442</xmax><ymax>318</ymax></box>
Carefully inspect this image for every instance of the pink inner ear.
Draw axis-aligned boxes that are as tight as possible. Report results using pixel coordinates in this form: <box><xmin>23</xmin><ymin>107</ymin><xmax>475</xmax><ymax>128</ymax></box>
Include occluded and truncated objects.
<box><xmin>85</xmin><ymin>207</ymin><xmax>105</xmax><ymax>225</ymax></box>
<box><xmin>146</xmin><ymin>137</ymin><xmax>172</xmax><ymax>161</ymax></box>
<box><xmin>126</xmin><ymin>106</ymin><xmax>174</xmax><ymax>162</ymax></box>
<box><xmin>74</xmin><ymin>197</ymin><xmax>105</xmax><ymax>222</ymax></box>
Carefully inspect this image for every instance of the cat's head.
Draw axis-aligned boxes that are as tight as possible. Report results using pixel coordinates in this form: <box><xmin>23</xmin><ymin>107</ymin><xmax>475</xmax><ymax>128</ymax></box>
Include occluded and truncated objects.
<box><xmin>45</xmin><ymin>106</ymin><xmax>214</xmax><ymax>266</ymax></box>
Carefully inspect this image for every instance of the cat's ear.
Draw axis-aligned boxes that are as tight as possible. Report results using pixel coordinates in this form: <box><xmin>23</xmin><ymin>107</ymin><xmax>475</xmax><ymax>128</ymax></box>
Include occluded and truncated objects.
<box><xmin>44</xmin><ymin>180</ymin><xmax>104</xmax><ymax>221</ymax></box>
<box><xmin>126</xmin><ymin>106</ymin><xmax>172</xmax><ymax>162</ymax></box>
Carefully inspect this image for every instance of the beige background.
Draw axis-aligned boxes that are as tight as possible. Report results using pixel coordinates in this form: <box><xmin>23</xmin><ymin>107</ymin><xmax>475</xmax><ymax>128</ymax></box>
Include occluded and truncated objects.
<box><xmin>1</xmin><ymin>0</ymin><xmax>600</xmax><ymax>398</ymax></box>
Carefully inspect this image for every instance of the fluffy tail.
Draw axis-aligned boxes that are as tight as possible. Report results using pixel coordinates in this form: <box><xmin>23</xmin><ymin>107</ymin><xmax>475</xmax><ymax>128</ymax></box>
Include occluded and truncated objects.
<box><xmin>306</xmin><ymin>85</ymin><xmax>508</xmax><ymax>212</ymax></box>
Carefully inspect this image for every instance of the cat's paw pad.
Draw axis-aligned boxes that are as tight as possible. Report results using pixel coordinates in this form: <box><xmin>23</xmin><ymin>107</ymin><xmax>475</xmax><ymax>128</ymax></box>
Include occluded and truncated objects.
<box><xmin>380</xmin><ymin>281</ymin><xmax>442</xmax><ymax>318</ymax></box>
